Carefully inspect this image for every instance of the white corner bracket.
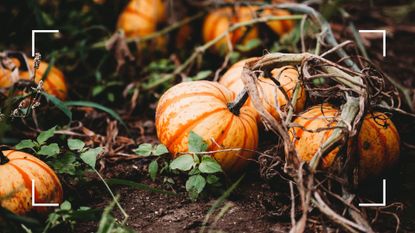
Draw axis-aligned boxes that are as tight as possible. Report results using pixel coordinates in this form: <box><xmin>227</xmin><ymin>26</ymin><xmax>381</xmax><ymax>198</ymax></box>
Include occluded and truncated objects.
<box><xmin>358</xmin><ymin>29</ymin><xmax>386</xmax><ymax>57</ymax></box>
<box><xmin>31</xmin><ymin>179</ymin><xmax>59</xmax><ymax>207</ymax></box>
<box><xmin>359</xmin><ymin>179</ymin><xmax>386</xmax><ymax>207</ymax></box>
<box><xmin>31</xmin><ymin>30</ymin><xmax>60</xmax><ymax>57</ymax></box>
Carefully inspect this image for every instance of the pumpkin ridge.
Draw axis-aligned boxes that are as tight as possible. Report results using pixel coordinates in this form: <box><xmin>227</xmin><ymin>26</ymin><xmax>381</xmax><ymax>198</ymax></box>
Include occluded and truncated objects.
<box><xmin>157</xmin><ymin>91</ymin><xmax>225</xmax><ymax>118</ymax></box>
<box><xmin>12</xmin><ymin>158</ymin><xmax>62</xmax><ymax>200</ymax></box>
<box><xmin>209</xmin><ymin>81</ymin><xmax>230</xmax><ymax>102</ymax></box>
<box><xmin>210</xmin><ymin>114</ymin><xmax>234</xmax><ymax>151</ymax></box>
<box><xmin>8</xmin><ymin>163</ymin><xmax>38</xmax><ymax>202</ymax></box>
<box><xmin>227</xmin><ymin>117</ymin><xmax>249</xmax><ymax>171</ymax></box>
<box><xmin>294</xmin><ymin>109</ymin><xmax>338</xmax><ymax>143</ymax></box>
<box><xmin>166</xmin><ymin>108</ymin><xmax>227</xmax><ymax>152</ymax></box>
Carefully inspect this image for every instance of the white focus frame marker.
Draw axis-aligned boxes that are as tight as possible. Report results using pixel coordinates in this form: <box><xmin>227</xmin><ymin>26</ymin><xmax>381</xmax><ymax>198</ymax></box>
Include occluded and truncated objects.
<box><xmin>358</xmin><ymin>30</ymin><xmax>386</xmax><ymax>57</ymax></box>
<box><xmin>31</xmin><ymin>30</ymin><xmax>60</xmax><ymax>57</ymax></box>
<box><xmin>359</xmin><ymin>179</ymin><xmax>386</xmax><ymax>207</ymax></box>
<box><xmin>31</xmin><ymin>179</ymin><xmax>59</xmax><ymax>207</ymax></box>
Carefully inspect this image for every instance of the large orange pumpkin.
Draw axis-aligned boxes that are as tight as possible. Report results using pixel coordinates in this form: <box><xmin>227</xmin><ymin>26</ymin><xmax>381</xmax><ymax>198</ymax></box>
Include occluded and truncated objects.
<box><xmin>219</xmin><ymin>58</ymin><xmax>306</xmax><ymax>121</ymax></box>
<box><xmin>0</xmin><ymin>58</ymin><xmax>67</xmax><ymax>100</ymax></box>
<box><xmin>155</xmin><ymin>81</ymin><xmax>259</xmax><ymax>174</ymax></box>
<box><xmin>290</xmin><ymin>105</ymin><xmax>400</xmax><ymax>181</ymax></box>
<box><xmin>117</xmin><ymin>0</ymin><xmax>166</xmax><ymax>38</ymax></box>
<box><xmin>202</xmin><ymin>6</ymin><xmax>295</xmax><ymax>52</ymax></box>
<box><xmin>0</xmin><ymin>150</ymin><xmax>63</xmax><ymax>215</ymax></box>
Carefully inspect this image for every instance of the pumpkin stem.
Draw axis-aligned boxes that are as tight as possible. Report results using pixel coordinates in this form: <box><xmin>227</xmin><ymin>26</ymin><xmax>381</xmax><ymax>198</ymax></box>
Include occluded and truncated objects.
<box><xmin>228</xmin><ymin>88</ymin><xmax>249</xmax><ymax>116</ymax></box>
<box><xmin>0</xmin><ymin>151</ymin><xmax>9</xmax><ymax>165</ymax></box>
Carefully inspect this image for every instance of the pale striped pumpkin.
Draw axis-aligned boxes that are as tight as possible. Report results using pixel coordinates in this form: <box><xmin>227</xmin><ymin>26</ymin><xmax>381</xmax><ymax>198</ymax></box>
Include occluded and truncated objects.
<box><xmin>0</xmin><ymin>58</ymin><xmax>68</xmax><ymax>100</ymax></box>
<box><xmin>0</xmin><ymin>150</ymin><xmax>63</xmax><ymax>215</ymax></box>
<box><xmin>219</xmin><ymin>58</ymin><xmax>306</xmax><ymax>121</ymax></box>
<box><xmin>155</xmin><ymin>81</ymin><xmax>259</xmax><ymax>174</ymax></box>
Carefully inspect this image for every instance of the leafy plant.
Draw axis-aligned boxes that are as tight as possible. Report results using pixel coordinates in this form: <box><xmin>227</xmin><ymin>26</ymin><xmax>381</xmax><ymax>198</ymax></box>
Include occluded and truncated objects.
<box><xmin>133</xmin><ymin>143</ymin><xmax>169</xmax><ymax>181</ymax></box>
<box><xmin>169</xmin><ymin>131</ymin><xmax>223</xmax><ymax>201</ymax></box>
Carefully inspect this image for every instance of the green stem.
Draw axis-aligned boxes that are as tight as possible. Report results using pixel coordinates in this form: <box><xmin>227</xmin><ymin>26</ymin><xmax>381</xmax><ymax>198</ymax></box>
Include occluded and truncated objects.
<box><xmin>0</xmin><ymin>151</ymin><xmax>9</xmax><ymax>165</ymax></box>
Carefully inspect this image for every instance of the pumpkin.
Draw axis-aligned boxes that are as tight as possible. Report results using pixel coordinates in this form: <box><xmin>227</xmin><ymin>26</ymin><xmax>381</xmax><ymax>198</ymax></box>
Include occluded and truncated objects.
<box><xmin>0</xmin><ymin>58</ymin><xmax>67</xmax><ymax>100</ymax></box>
<box><xmin>117</xmin><ymin>0</ymin><xmax>166</xmax><ymax>38</ymax></box>
<box><xmin>0</xmin><ymin>150</ymin><xmax>63</xmax><ymax>215</ymax></box>
<box><xmin>357</xmin><ymin>112</ymin><xmax>400</xmax><ymax>181</ymax></box>
<box><xmin>202</xmin><ymin>6</ymin><xmax>295</xmax><ymax>52</ymax></box>
<box><xmin>260</xmin><ymin>8</ymin><xmax>295</xmax><ymax>36</ymax></box>
<box><xmin>155</xmin><ymin>81</ymin><xmax>259</xmax><ymax>173</ymax></box>
<box><xmin>219</xmin><ymin>58</ymin><xmax>306</xmax><ymax>121</ymax></box>
<box><xmin>290</xmin><ymin>105</ymin><xmax>400</xmax><ymax>181</ymax></box>
<box><xmin>289</xmin><ymin>104</ymin><xmax>341</xmax><ymax>168</ymax></box>
<box><xmin>202</xmin><ymin>6</ymin><xmax>259</xmax><ymax>52</ymax></box>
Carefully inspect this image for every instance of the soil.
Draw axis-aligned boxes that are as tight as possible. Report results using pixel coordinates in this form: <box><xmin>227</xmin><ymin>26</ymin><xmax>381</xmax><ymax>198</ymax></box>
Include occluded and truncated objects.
<box><xmin>63</xmin><ymin>3</ymin><xmax>415</xmax><ymax>233</ymax></box>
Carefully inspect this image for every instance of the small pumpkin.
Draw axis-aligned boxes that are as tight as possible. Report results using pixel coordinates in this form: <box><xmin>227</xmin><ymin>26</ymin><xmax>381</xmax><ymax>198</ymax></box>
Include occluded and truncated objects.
<box><xmin>219</xmin><ymin>58</ymin><xmax>306</xmax><ymax>121</ymax></box>
<box><xmin>357</xmin><ymin>112</ymin><xmax>400</xmax><ymax>181</ymax></box>
<box><xmin>202</xmin><ymin>6</ymin><xmax>295</xmax><ymax>53</ymax></box>
<box><xmin>0</xmin><ymin>58</ymin><xmax>67</xmax><ymax>100</ymax></box>
<box><xmin>117</xmin><ymin>0</ymin><xmax>166</xmax><ymax>38</ymax></box>
<box><xmin>202</xmin><ymin>6</ymin><xmax>259</xmax><ymax>52</ymax></box>
<box><xmin>155</xmin><ymin>81</ymin><xmax>259</xmax><ymax>174</ymax></box>
<box><xmin>0</xmin><ymin>150</ymin><xmax>63</xmax><ymax>215</ymax></box>
<box><xmin>290</xmin><ymin>105</ymin><xmax>400</xmax><ymax>181</ymax></box>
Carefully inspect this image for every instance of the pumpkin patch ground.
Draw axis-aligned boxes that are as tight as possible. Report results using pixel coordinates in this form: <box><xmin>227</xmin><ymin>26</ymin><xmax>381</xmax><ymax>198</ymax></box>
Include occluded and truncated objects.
<box><xmin>0</xmin><ymin>1</ymin><xmax>414</xmax><ymax>233</ymax></box>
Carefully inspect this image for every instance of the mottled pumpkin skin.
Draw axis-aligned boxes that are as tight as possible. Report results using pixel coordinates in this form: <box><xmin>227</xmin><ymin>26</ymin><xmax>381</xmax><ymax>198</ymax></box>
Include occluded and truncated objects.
<box><xmin>117</xmin><ymin>0</ymin><xmax>165</xmax><ymax>38</ymax></box>
<box><xmin>357</xmin><ymin>112</ymin><xmax>400</xmax><ymax>181</ymax></box>
<box><xmin>0</xmin><ymin>58</ymin><xmax>67</xmax><ymax>100</ymax></box>
<box><xmin>0</xmin><ymin>150</ymin><xmax>63</xmax><ymax>215</ymax></box>
<box><xmin>219</xmin><ymin>58</ymin><xmax>306</xmax><ymax>121</ymax></box>
<box><xmin>289</xmin><ymin>104</ymin><xmax>340</xmax><ymax>168</ymax></box>
<box><xmin>290</xmin><ymin>106</ymin><xmax>400</xmax><ymax>181</ymax></box>
<box><xmin>155</xmin><ymin>81</ymin><xmax>259</xmax><ymax>174</ymax></box>
<box><xmin>202</xmin><ymin>6</ymin><xmax>259</xmax><ymax>52</ymax></box>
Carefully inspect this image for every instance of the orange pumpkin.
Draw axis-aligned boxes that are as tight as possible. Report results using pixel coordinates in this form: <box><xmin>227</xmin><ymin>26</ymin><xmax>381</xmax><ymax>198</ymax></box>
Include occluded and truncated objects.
<box><xmin>155</xmin><ymin>81</ymin><xmax>259</xmax><ymax>173</ymax></box>
<box><xmin>219</xmin><ymin>58</ymin><xmax>306</xmax><ymax>121</ymax></box>
<box><xmin>290</xmin><ymin>105</ymin><xmax>400</xmax><ymax>181</ymax></box>
<box><xmin>357</xmin><ymin>112</ymin><xmax>400</xmax><ymax>181</ymax></box>
<box><xmin>260</xmin><ymin>8</ymin><xmax>295</xmax><ymax>36</ymax></box>
<box><xmin>202</xmin><ymin>6</ymin><xmax>295</xmax><ymax>53</ymax></box>
<box><xmin>117</xmin><ymin>0</ymin><xmax>166</xmax><ymax>38</ymax></box>
<box><xmin>0</xmin><ymin>58</ymin><xmax>68</xmax><ymax>100</ymax></box>
<box><xmin>289</xmin><ymin>104</ymin><xmax>341</xmax><ymax>168</ymax></box>
<box><xmin>202</xmin><ymin>6</ymin><xmax>260</xmax><ymax>52</ymax></box>
<box><xmin>0</xmin><ymin>150</ymin><xmax>63</xmax><ymax>215</ymax></box>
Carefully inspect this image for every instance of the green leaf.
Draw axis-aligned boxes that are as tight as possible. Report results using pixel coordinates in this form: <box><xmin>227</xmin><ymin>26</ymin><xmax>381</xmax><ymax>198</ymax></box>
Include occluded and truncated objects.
<box><xmin>42</xmin><ymin>93</ymin><xmax>72</xmax><ymax>122</ymax></box>
<box><xmin>64</xmin><ymin>101</ymin><xmax>127</xmax><ymax>129</ymax></box>
<box><xmin>191</xmin><ymin>70</ymin><xmax>212</xmax><ymax>81</ymax></box>
<box><xmin>67</xmin><ymin>139</ymin><xmax>85</xmax><ymax>151</ymax></box>
<box><xmin>236</xmin><ymin>38</ymin><xmax>261</xmax><ymax>52</ymax></box>
<box><xmin>15</xmin><ymin>139</ymin><xmax>36</xmax><ymax>150</ymax></box>
<box><xmin>188</xmin><ymin>131</ymin><xmax>208</xmax><ymax>152</ymax></box>
<box><xmin>189</xmin><ymin>167</ymin><xmax>200</xmax><ymax>176</ymax></box>
<box><xmin>37</xmin><ymin>143</ymin><xmax>60</xmax><ymax>157</ymax></box>
<box><xmin>60</xmin><ymin>201</ymin><xmax>72</xmax><ymax>211</ymax></box>
<box><xmin>49</xmin><ymin>153</ymin><xmax>78</xmax><ymax>175</ymax></box>
<box><xmin>154</xmin><ymin>144</ymin><xmax>169</xmax><ymax>156</ymax></box>
<box><xmin>133</xmin><ymin>143</ymin><xmax>153</xmax><ymax>156</ymax></box>
<box><xmin>169</xmin><ymin>154</ymin><xmax>195</xmax><ymax>171</ymax></box>
<box><xmin>186</xmin><ymin>175</ymin><xmax>206</xmax><ymax>201</ymax></box>
<box><xmin>36</xmin><ymin>126</ymin><xmax>56</xmax><ymax>145</ymax></box>
<box><xmin>80</xmin><ymin>147</ymin><xmax>103</xmax><ymax>168</ymax></box>
<box><xmin>199</xmin><ymin>156</ymin><xmax>222</xmax><ymax>174</ymax></box>
<box><xmin>206</xmin><ymin>174</ymin><xmax>220</xmax><ymax>184</ymax></box>
<box><xmin>148</xmin><ymin>160</ymin><xmax>158</xmax><ymax>181</ymax></box>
